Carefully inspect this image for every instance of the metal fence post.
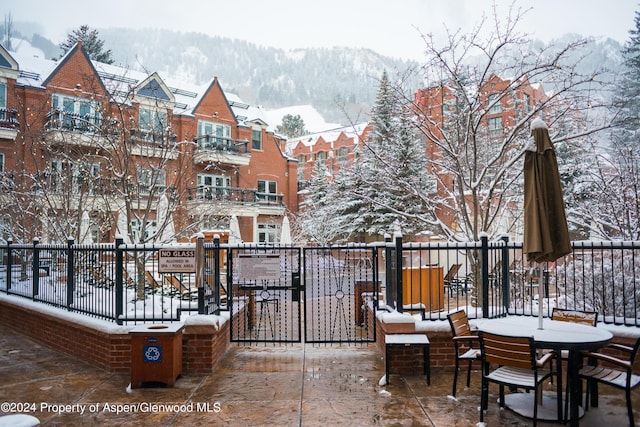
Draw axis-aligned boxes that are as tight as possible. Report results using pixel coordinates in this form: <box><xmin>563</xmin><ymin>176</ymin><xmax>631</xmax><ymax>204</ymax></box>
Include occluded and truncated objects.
<box><xmin>6</xmin><ymin>238</ymin><xmax>12</xmax><ymax>291</ymax></box>
<box><xmin>384</xmin><ymin>234</ymin><xmax>392</xmax><ymax>307</ymax></box>
<box><xmin>501</xmin><ymin>235</ymin><xmax>510</xmax><ymax>310</ymax></box>
<box><xmin>195</xmin><ymin>234</ymin><xmax>204</xmax><ymax>314</ymax></box>
<box><xmin>480</xmin><ymin>234</ymin><xmax>489</xmax><ymax>318</ymax></box>
<box><xmin>115</xmin><ymin>236</ymin><xmax>124</xmax><ymax>324</ymax></box>
<box><xmin>213</xmin><ymin>235</ymin><xmax>221</xmax><ymax>315</ymax></box>
<box><xmin>395</xmin><ymin>232</ymin><xmax>403</xmax><ymax>313</ymax></box>
<box><xmin>32</xmin><ymin>238</ymin><xmax>40</xmax><ymax>298</ymax></box>
<box><xmin>66</xmin><ymin>237</ymin><xmax>74</xmax><ymax>310</ymax></box>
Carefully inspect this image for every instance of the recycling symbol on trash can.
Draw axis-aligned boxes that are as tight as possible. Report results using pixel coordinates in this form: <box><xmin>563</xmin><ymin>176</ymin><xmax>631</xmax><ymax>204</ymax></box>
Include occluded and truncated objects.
<box><xmin>144</xmin><ymin>345</ymin><xmax>162</xmax><ymax>363</ymax></box>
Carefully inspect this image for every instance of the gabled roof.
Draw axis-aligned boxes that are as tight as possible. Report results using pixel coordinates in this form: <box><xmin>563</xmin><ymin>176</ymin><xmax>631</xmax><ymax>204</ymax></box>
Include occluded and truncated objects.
<box><xmin>134</xmin><ymin>72</ymin><xmax>175</xmax><ymax>105</ymax></box>
<box><xmin>42</xmin><ymin>41</ymin><xmax>109</xmax><ymax>96</ymax></box>
<box><xmin>286</xmin><ymin>122</ymin><xmax>369</xmax><ymax>153</ymax></box>
<box><xmin>0</xmin><ymin>44</ymin><xmax>18</xmax><ymax>79</ymax></box>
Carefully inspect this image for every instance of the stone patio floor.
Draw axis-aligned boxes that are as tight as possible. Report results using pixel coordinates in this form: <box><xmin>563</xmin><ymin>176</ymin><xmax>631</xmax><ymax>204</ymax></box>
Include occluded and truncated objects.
<box><xmin>0</xmin><ymin>323</ymin><xmax>638</xmax><ymax>426</ymax></box>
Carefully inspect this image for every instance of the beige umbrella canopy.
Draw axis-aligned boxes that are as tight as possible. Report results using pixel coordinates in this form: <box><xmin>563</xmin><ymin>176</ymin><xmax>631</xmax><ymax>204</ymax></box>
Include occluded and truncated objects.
<box><xmin>523</xmin><ymin>118</ymin><xmax>571</xmax><ymax>263</ymax></box>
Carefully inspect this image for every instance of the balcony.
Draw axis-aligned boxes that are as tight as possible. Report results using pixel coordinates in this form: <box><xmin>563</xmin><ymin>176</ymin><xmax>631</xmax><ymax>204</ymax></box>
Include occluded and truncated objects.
<box><xmin>0</xmin><ymin>108</ymin><xmax>19</xmax><ymax>140</ymax></box>
<box><xmin>193</xmin><ymin>135</ymin><xmax>250</xmax><ymax>166</ymax></box>
<box><xmin>45</xmin><ymin>110</ymin><xmax>108</xmax><ymax>148</ymax></box>
<box><xmin>187</xmin><ymin>186</ymin><xmax>283</xmax><ymax>206</ymax></box>
<box><xmin>129</xmin><ymin>127</ymin><xmax>178</xmax><ymax>159</ymax></box>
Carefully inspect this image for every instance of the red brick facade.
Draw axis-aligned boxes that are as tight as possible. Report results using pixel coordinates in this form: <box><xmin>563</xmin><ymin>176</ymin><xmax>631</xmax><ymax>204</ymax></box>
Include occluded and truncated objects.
<box><xmin>0</xmin><ymin>42</ymin><xmax>297</xmax><ymax>244</ymax></box>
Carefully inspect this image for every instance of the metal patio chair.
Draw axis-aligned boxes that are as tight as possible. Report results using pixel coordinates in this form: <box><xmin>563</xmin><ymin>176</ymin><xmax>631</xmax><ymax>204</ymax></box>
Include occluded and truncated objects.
<box><xmin>478</xmin><ymin>331</ymin><xmax>555</xmax><ymax>427</ymax></box>
<box><xmin>447</xmin><ymin>309</ymin><xmax>481</xmax><ymax>396</ymax></box>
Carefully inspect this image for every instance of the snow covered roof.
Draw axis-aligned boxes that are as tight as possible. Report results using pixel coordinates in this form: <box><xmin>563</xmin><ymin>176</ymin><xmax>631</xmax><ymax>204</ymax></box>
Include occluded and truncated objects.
<box><xmin>265</xmin><ymin>105</ymin><xmax>342</xmax><ymax>133</ymax></box>
<box><xmin>286</xmin><ymin>122</ymin><xmax>369</xmax><ymax>153</ymax></box>
<box><xmin>8</xmin><ymin>41</ymin><xmax>336</xmax><ymax>134</ymax></box>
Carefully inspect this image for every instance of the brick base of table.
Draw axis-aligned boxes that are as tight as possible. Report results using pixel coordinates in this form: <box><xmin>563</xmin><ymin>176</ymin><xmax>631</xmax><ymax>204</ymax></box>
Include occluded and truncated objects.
<box><xmin>385</xmin><ymin>334</ymin><xmax>430</xmax><ymax>385</ymax></box>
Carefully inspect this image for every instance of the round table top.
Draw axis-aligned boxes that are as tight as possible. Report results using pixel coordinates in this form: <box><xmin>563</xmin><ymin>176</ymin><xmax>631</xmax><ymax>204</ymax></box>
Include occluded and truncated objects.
<box><xmin>476</xmin><ymin>317</ymin><xmax>612</xmax><ymax>350</ymax></box>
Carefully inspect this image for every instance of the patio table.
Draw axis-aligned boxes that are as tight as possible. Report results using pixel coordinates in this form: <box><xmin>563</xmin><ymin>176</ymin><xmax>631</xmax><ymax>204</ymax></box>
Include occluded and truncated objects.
<box><xmin>476</xmin><ymin>317</ymin><xmax>612</xmax><ymax>427</ymax></box>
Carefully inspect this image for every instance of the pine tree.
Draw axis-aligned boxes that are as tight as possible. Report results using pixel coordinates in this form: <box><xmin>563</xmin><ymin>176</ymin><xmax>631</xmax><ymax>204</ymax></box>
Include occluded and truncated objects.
<box><xmin>354</xmin><ymin>71</ymin><xmax>431</xmax><ymax>237</ymax></box>
<box><xmin>59</xmin><ymin>25</ymin><xmax>114</xmax><ymax>64</ymax></box>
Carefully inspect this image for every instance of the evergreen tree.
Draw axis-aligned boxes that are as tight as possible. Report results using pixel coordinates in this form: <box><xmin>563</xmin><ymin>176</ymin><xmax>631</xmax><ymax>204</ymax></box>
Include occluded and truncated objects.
<box><xmin>298</xmin><ymin>159</ymin><xmax>351</xmax><ymax>244</ymax></box>
<box><xmin>59</xmin><ymin>25</ymin><xmax>114</xmax><ymax>64</ymax></box>
<box><xmin>276</xmin><ymin>114</ymin><xmax>307</xmax><ymax>138</ymax></box>
<box><xmin>354</xmin><ymin>71</ymin><xmax>431</xmax><ymax>237</ymax></box>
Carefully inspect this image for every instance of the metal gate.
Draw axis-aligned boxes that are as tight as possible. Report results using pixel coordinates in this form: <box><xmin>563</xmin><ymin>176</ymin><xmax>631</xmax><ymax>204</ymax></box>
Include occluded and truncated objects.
<box><xmin>303</xmin><ymin>245</ymin><xmax>377</xmax><ymax>344</ymax></box>
<box><xmin>229</xmin><ymin>246</ymin><xmax>302</xmax><ymax>343</ymax></box>
<box><xmin>228</xmin><ymin>244</ymin><xmax>377</xmax><ymax>344</ymax></box>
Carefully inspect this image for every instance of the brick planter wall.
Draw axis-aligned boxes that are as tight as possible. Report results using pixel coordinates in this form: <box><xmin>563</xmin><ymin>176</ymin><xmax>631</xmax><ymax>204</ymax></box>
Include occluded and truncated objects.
<box><xmin>374</xmin><ymin>306</ymin><xmax>459</xmax><ymax>375</ymax></box>
<box><xmin>0</xmin><ymin>296</ymin><xmax>231</xmax><ymax>375</ymax></box>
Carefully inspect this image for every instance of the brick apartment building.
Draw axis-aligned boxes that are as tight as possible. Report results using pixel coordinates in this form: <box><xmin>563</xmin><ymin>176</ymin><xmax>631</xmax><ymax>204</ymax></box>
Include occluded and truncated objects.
<box><xmin>0</xmin><ymin>42</ymin><xmax>297</xmax><ymax>244</ymax></box>
<box><xmin>413</xmin><ymin>73</ymin><xmax>548</xmax><ymax>234</ymax></box>
<box><xmin>288</xmin><ymin>123</ymin><xmax>370</xmax><ymax>184</ymax></box>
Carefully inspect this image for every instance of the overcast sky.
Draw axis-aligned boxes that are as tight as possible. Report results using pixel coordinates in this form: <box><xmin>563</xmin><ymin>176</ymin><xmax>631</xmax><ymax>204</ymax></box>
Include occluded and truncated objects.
<box><xmin>6</xmin><ymin>0</ymin><xmax>638</xmax><ymax>61</ymax></box>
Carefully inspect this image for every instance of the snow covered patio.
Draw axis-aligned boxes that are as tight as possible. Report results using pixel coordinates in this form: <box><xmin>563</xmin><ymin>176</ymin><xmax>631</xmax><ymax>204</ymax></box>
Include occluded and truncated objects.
<box><xmin>1</xmin><ymin>323</ymin><xmax>638</xmax><ymax>426</ymax></box>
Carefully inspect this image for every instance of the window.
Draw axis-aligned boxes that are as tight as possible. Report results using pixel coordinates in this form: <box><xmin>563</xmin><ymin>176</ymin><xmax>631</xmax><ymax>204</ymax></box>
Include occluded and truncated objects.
<box><xmin>137</xmin><ymin>167</ymin><xmax>166</xmax><ymax>195</ymax></box>
<box><xmin>139</xmin><ymin>108</ymin><xmax>168</xmax><ymax>134</ymax></box>
<box><xmin>258</xmin><ymin>223</ymin><xmax>279</xmax><ymax>243</ymax></box>
<box><xmin>52</xmin><ymin>93</ymin><xmax>101</xmax><ymax>131</ymax></box>
<box><xmin>316</xmin><ymin>151</ymin><xmax>326</xmax><ymax>161</ymax></box>
<box><xmin>257</xmin><ymin>179</ymin><xmax>278</xmax><ymax>203</ymax></box>
<box><xmin>337</xmin><ymin>147</ymin><xmax>349</xmax><ymax>160</ymax></box>
<box><xmin>488</xmin><ymin>117</ymin><xmax>503</xmax><ymax>136</ymax></box>
<box><xmin>49</xmin><ymin>160</ymin><xmax>100</xmax><ymax>193</ymax></box>
<box><xmin>523</xmin><ymin>94</ymin><xmax>531</xmax><ymax>113</ymax></box>
<box><xmin>131</xmin><ymin>219</ymin><xmax>157</xmax><ymax>242</ymax></box>
<box><xmin>0</xmin><ymin>82</ymin><xmax>6</xmax><ymax>109</ymax></box>
<box><xmin>197</xmin><ymin>174</ymin><xmax>230</xmax><ymax>199</ymax></box>
<box><xmin>0</xmin><ymin>153</ymin><xmax>4</xmax><ymax>173</ymax></box>
<box><xmin>198</xmin><ymin>120</ymin><xmax>231</xmax><ymax>147</ymax></box>
<box><xmin>488</xmin><ymin>94</ymin><xmax>502</xmax><ymax>114</ymax></box>
<box><xmin>252</xmin><ymin>129</ymin><xmax>262</xmax><ymax>150</ymax></box>
<box><xmin>297</xmin><ymin>154</ymin><xmax>306</xmax><ymax>163</ymax></box>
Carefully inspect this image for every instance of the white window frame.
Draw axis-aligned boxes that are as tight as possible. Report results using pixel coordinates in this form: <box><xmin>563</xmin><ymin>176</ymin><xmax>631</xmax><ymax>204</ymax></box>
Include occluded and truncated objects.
<box><xmin>52</xmin><ymin>93</ymin><xmax>102</xmax><ymax>131</ymax></box>
<box><xmin>139</xmin><ymin>107</ymin><xmax>168</xmax><ymax>133</ymax></box>
<box><xmin>488</xmin><ymin>117</ymin><xmax>503</xmax><ymax>135</ymax></box>
<box><xmin>0</xmin><ymin>82</ymin><xmax>6</xmax><ymax>109</ymax></box>
<box><xmin>197</xmin><ymin>174</ymin><xmax>231</xmax><ymax>199</ymax></box>
<box><xmin>197</xmin><ymin>120</ymin><xmax>231</xmax><ymax>144</ymax></box>
<box><xmin>252</xmin><ymin>128</ymin><xmax>262</xmax><ymax>150</ymax></box>
<box><xmin>137</xmin><ymin>167</ymin><xmax>166</xmax><ymax>195</ymax></box>
<box><xmin>488</xmin><ymin>94</ymin><xmax>502</xmax><ymax>114</ymax></box>
<box><xmin>50</xmin><ymin>159</ymin><xmax>100</xmax><ymax>193</ymax></box>
<box><xmin>257</xmin><ymin>223</ymin><xmax>279</xmax><ymax>243</ymax></box>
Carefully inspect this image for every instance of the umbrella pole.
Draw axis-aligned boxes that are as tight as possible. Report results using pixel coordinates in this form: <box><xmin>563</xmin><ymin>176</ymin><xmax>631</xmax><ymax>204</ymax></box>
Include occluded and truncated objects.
<box><xmin>537</xmin><ymin>264</ymin><xmax>544</xmax><ymax>329</ymax></box>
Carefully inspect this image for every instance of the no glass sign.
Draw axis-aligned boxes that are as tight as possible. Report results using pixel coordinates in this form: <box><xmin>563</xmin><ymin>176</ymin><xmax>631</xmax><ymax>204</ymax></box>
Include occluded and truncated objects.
<box><xmin>158</xmin><ymin>248</ymin><xmax>196</xmax><ymax>273</ymax></box>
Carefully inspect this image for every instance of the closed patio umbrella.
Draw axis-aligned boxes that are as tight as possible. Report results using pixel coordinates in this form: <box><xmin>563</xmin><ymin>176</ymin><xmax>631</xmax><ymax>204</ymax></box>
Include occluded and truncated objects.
<box><xmin>280</xmin><ymin>215</ymin><xmax>292</xmax><ymax>244</ymax></box>
<box><xmin>523</xmin><ymin>118</ymin><xmax>571</xmax><ymax>327</ymax></box>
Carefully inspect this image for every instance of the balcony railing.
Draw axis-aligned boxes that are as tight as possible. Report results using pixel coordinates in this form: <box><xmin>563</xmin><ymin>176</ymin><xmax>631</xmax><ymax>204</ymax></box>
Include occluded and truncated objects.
<box><xmin>194</xmin><ymin>134</ymin><xmax>249</xmax><ymax>155</ymax></box>
<box><xmin>192</xmin><ymin>135</ymin><xmax>250</xmax><ymax>166</ymax></box>
<box><xmin>130</xmin><ymin>127</ymin><xmax>178</xmax><ymax>146</ymax></box>
<box><xmin>33</xmin><ymin>175</ymin><xmax>118</xmax><ymax>196</ymax></box>
<box><xmin>187</xmin><ymin>186</ymin><xmax>283</xmax><ymax>206</ymax></box>
<box><xmin>0</xmin><ymin>108</ymin><xmax>19</xmax><ymax>129</ymax></box>
<box><xmin>46</xmin><ymin>110</ymin><xmax>102</xmax><ymax>133</ymax></box>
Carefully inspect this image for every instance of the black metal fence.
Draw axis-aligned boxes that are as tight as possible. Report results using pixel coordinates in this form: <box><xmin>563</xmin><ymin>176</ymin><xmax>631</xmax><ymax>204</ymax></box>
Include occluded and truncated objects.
<box><xmin>383</xmin><ymin>235</ymin><xmax>640</xmax><ymax>326</ymax></box>
<box><xmin>0</xmin><ymin>237</ymin><xmax>222</xmax><ymax>325</ymax></box>
<box><xmin>1</xmin><ymin>235</ymin><xmax>639</xmax><ymax>327</ymax></box>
